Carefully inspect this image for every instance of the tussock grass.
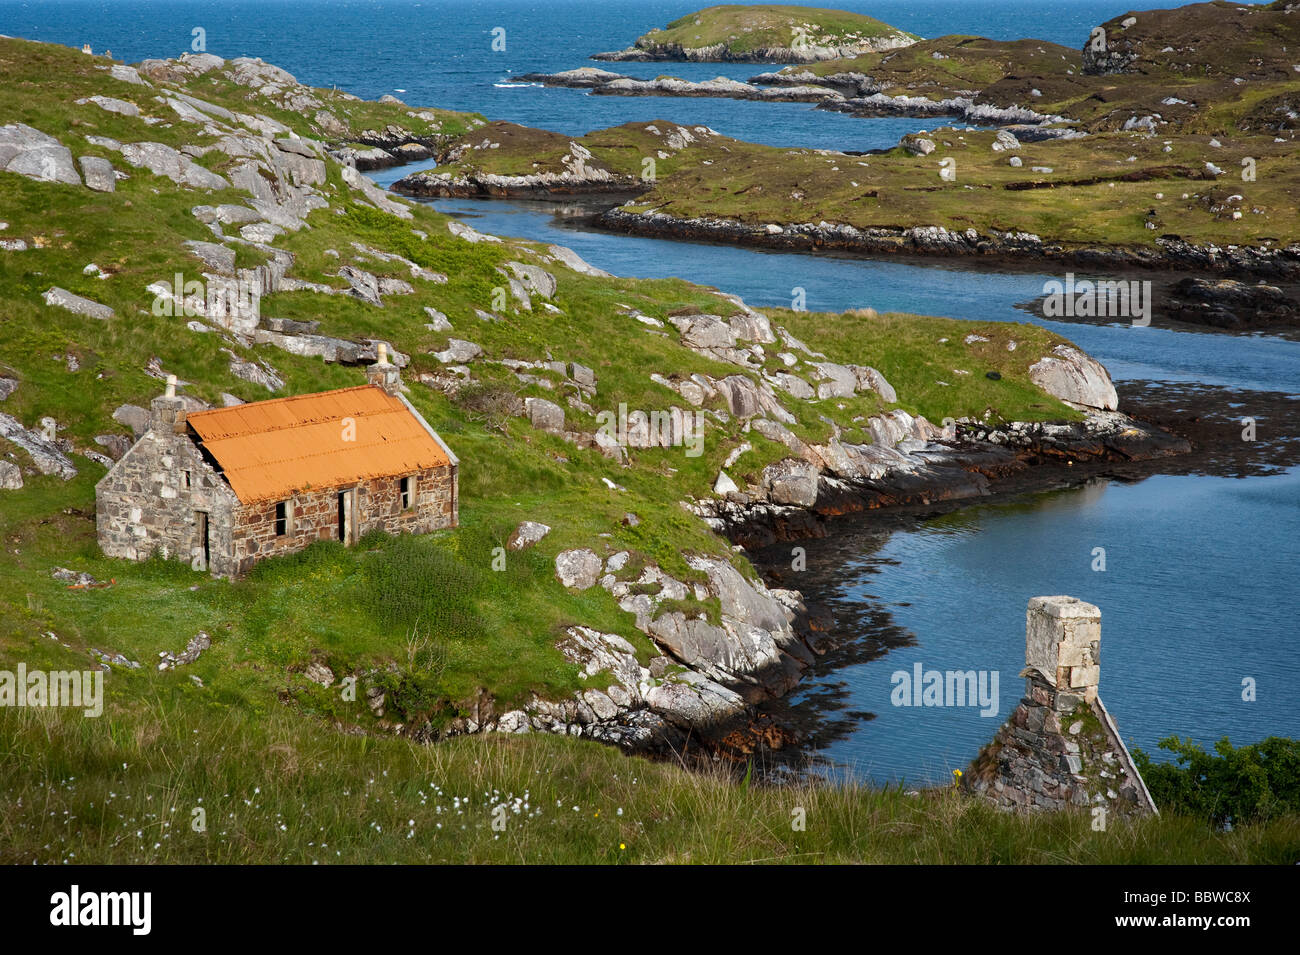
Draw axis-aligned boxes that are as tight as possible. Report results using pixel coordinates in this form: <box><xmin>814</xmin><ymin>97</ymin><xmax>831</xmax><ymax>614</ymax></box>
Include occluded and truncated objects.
<box><xmin>2</xmin><ymin>703</ymin><xmax>1295</xmax><ymax>864</ymax></box>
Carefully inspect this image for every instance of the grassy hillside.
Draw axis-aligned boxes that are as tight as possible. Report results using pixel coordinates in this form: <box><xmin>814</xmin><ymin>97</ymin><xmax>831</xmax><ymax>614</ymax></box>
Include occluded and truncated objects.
<box><xmin>0</xmin><ymin>37</ymin><xmax>1078</xmax><ymax>733</ymax></box>
<box><xmin>2</xmin><ymin>35</ymin><xmax>1294</xmax><ymax>863</ymax></box>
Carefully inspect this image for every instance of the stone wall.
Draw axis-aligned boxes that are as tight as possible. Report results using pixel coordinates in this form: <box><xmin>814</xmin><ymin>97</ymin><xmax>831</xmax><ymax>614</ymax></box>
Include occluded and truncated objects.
<box><xmin>965</xmin><ymin>596</ymin><xmax>1157</xmax><ymax>818</ymax></box>
<box><xmin>228</xmin><ymin>463</ymin><xmax>457</xmax><ymax>576</ymax></box>
<box><xmin>98</xmin><ymin>382</ymin><xmax>459</xmax><ymax>578</ymax></box>
<box><xmin>95</xmin><ymin>393</ymin><xmax>241</xmax><ymax>575</ymax></box>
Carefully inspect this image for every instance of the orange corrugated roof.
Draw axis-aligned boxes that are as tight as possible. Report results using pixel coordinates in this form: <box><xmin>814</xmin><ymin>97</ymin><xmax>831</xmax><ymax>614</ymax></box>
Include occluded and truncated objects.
<box><xmin>186</xmin><ymin>384</ymin><xmax>450</xmax><ymax>504</ymax></box>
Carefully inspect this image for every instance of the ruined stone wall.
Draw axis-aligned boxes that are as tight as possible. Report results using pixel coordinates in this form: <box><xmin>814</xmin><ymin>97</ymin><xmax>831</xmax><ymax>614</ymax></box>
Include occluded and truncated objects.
<box><xmin>95</xmin><ymin>396</ymin><xmax>241</xmax><ymax>575</ymax></box>
<box><xmin>966</xmin><ymin>596</ymin><xmax>1157</xmax><ymax>819</ymax></box>
<box><xmin>228</xmin><ymin>463</ymin><xmax>457</xmax><ymax>576</ymax></box>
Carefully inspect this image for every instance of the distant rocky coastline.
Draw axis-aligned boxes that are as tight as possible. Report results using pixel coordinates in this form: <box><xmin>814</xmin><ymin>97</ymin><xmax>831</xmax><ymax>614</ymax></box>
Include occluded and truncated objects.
<box><xmin>596</xmin><ymin>206</ymin><xmax>1300</xmax><ymax>281</ymax></box>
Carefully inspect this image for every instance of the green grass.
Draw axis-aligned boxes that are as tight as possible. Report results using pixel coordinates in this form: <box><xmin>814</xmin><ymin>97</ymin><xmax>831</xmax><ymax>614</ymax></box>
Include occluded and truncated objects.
<box><xmin>788</xmin><ymin>35</ymin><xmax>1080</xmax><ymax>98</ymax></box>
<box><xmin>3</xmin><ymin>701</ymin><xmax>1297</xmax><ymax>864</ymax></box>
<box><xmin>0</xmin><ymin>33</ymin><xmax>1211</xmax><ymax>865</ymax></box>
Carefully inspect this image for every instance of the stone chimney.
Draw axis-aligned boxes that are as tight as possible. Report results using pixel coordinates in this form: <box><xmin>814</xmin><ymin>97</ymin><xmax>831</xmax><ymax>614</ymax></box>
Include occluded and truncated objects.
<box><xmin>149</xmin><ymin>374</ymin><xmax>187</xmax><ymax>434</ymax></box>
<box><xmin>366</xmin><ymin>342</ymin><xmax>402</xmax><ymax>396</ymax></box>
<box><xmin>1025</xmin><ymin>595</ymin><xmax>1102</xmax><ymax>706</ymax></box>
<box><xmin>964</xmin><ymin>595</ymin><xmax>1156</xmax><ymax>816</ymax></box>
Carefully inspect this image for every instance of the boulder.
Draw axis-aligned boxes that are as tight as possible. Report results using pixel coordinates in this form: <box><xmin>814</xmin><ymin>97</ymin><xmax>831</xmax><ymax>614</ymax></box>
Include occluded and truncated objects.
<box><xmin>78</xmin><ymin>156</ymin><xmax>117</xmax><ymax>192</ymax></box>
<box><xmin>115</xmin><ymin>141</ymin><xmax>229</xmax><ymax>190</ymax></box>
<box><xmin>433</xmin><ymin>339</ymin><xmax>482</xmax><ymax>364</ymax></box>
<box><xmin>770</xmin><ymin>371</ymin><xmax>814</xmax><ymax>399</ymax></box>
<box><xmin>0</xmin><ymin>413</ymin><xmax>76</xmax><ymax>479</ymax></box>
<box><xmin>304</xmin><ymin>661</ymin><xmax>335</xmax><ymax>686</ymax></box>
<box><xmin>112</xmin><ymin>404</ymin><xmax>150</xmax><ymax>437</ymax></box>
<box><xmin>419</xmin><ymin>308</ymin><xmax>451</xmax><ymax>332</ymax></box>
<box><xmin>42</xmin><ymin>287</ymin><xmax>115</xmax><ymax>320</ymax></box>
<box><xmin>336</xmin><ymin>265</ymin><xmax>382</xmax><ymax>306</ymax></box>
<box><xmin>902</xmin><ymin>133</ymin><xmax>937</xmax><ymax>155</ymax></box>
<box><xmin>94</xmin><ymin>434</ymin><xmax>133</xmax><ymax>459</ymax></box>
<box><xmin>811</xmin><ymin>362</ymin><xmax>857</xmax><ymax>399</ymax></box>
<box><xmin>570</xmin><ymin>362</ymin><xmax>596</xmax><ymax>389</ymax></box>
<box><xmin>76</xmin><ymin>95</ymin><xmax>139</xmax><ymax>117</ymax></box>
<box><xmin>853</xmin><ymin>365</ymin><xmax>897</xmax><ymax>403</ymax></box>
<box><xmin>546</xmin><ymin>244</ymin><xmax>612</xmax><ymax>277</ymax></box>
<box><xmin>0</xmin><ymin>459</ymin><xmax>21</xmax><ymax>490</ymax></box>
<box><xmin>0</xmin><ymin>124</ymin><xmax>80</xmax><ymax>185</ymax></box>
<box><xmin>447</xmin><ymin>220</ymin><xmax>501</xmax><ymax>244</ymax></box>
<box><xmin>505</xmin><ymin>261</ymin><xmax>557</xmax><ymax>298</ymax></box>
<box><xmin>525</xmin><ymin>396</ymin><xmax>565</xmax><ymax>434</ymax></box>
<box><xmin>675</xmin><ymin>314</ymin><xmax>736</xmax><ymax>350</ymax></box>
<box><xmin>555</xmin><ymin>548</ymin><xmax>602</xmax><ymax>590</ymax></box>
<box><xmin>763</xmin><ymin>459</ymin><xmax>820</xmax><ymax>506</ymax></box>
<box><xmin>109</xmin><ymin>64</ymin><xmax>149</xmax><ymax>85</ymax></box>
<box><xmin>507</xmin><ymin>521</ymin><xmax>551</xmax><ymax>551</ymax></box>
<box><xmin>645</xmin><ymin>669</ymin><xmax>747</xmax><ymax>730</ymax></box>
<box><xmin>1028</xmin><ymin>345</ymin><xmax>1118</xmax><ymax>410</ymax></box>
<box><xmin>184</xmin><ymin>240</ymin><xmax>236</xmax><ymax>274</ymax></box>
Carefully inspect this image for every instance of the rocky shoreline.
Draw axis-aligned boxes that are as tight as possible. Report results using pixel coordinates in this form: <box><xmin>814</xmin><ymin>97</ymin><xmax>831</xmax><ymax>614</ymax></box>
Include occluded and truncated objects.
<box><xmin>511</xmin><ymin>67</ymin><xmax>1076</xmax><ymax>127</ymax></box>
<box><xmin>597</xmin><ymin>206</ymin><xmax>1300</xmax><ymax>281</ymax></box>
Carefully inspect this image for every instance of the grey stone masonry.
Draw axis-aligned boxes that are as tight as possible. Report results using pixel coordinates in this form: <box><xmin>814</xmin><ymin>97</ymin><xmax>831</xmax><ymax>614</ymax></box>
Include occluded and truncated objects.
<box><xmin>965</xmin><ymin>596</ymin><xmax>1157</xmax><ymax>818</ymax></box>
<box><xmin>96</xmin><ymin>363</ymin><xmax>459</xmax><ymax>578</ymax></box>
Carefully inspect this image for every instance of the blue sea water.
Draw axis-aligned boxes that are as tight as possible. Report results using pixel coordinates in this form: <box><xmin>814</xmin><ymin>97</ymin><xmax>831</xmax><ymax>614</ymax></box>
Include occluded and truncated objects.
<box><xmin>2</xmin><ymin>0</ymin><xmax>1295</xmax><ymax>783</ymax></box>
<box><xmin>0</xmin><ymin>0</ymin><xmax>1276</xmax><ymax>149</ymax></box>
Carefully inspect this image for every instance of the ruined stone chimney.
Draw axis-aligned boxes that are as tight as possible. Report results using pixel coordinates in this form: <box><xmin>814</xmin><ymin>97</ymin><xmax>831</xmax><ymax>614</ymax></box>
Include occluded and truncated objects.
<box><xmin>366</xmin><ymin>342</ymin><xmax>402</xmax><ymax>396</ymax></box>
<box><xmin>965</xmin><ymin>595</ymin><xmax>1157</xmax><ymax>817</ymax></box>
<box><xmin>149</xmin><ymin>374</ymin><xmax>186</xmax><ymax>434</ymax></box>
<box><xmin>1025</xmin><ymin>595</ymin><xmax>1101</xmax><ymax>707</ymax></box>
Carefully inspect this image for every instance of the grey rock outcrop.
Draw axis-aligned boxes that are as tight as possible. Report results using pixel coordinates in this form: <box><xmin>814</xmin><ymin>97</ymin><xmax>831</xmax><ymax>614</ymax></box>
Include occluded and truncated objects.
<box><xmin>507</xmin><ymin>521</ymin><xmax>551</xmax><ymax>551</ymax></box>
<box><xmin>43</xmin><ymin>287</ymin><xmax>115</xmax><ymax>320</ymax></box>
<box><xmin>0</xmin><ymin>460</ymin><xmax>22</xmax><ymax>489</ymax></box>
<box><xmin>0</xmin><ymin>414</ymin><xmax>77</xmax><ymax>479</ymax></box>
<box><xmin>78</xmin><ymin>156</ymin><xmax>117</xmax><ymax>192</ymax></box>
<box><xmin>1029</xmin><ymin>345</ymin><xmax>1119</xmax><ymax>410</ymax></box>
<box><xmin>555</xmin><ymin>548</ymin><xmax>602</xmax><ymax>590</ymax></box>
<box><xmin>0</xmin><ymin>124</ymin><xmax>80</xmax><ymax>185</ymax></box>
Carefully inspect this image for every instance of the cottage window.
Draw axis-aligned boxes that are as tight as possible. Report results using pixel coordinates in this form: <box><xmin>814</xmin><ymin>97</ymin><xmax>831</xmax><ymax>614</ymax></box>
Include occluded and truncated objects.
<box><xmin>274</xmin><ymin>501</ymin><xmax>288</xmax><ymax>536</ymax></box>
<box><xmin>182</xmin><ymin>469</ymin><xmax>192</xmax><ymax>489</ymax></box>
<box><xmin>400</xmin><ymin>476</ymin><xmax>414</xmax><ymax>510</ymax></box>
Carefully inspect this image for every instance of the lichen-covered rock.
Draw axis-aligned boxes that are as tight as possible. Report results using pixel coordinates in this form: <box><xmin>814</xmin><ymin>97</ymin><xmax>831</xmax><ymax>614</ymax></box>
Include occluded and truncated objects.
<box><xmin>433</xmin><ymin>339</ymin><xmax>482</xmax><ymax>364</ymax></box>
<box><xmin>762</xmin><ymin>459</ymin><xmax>820</xmax><ymax>506</ymax></box>
<box><xmin>1029</xmin><ymin>344</ymin><xmax>1119</xmax><ymax>410</ymax></box>
<box><xmin>555</xmin><ymin>548</ymin><xmax>602</xmax><ymax>590</ymax></box>
<box><xmin>78</xmin><ymin>155</ymin><xmax>117</xmax><ymax>192</ymax></box>
<box><xmin>0</xmin><ymin>124</ymin><xmax>80</xmax><ymax>185</ymax></box>
<box><xmin>42</xmin><ymin>287</ymin><xmax>115</xmax><ymax>320</ymax></box>
<box><xmin>507</xmin><ymin>520</ymin><xmax>551</xmax><ymax>551</ymax></box>
<box><xmin>525</xmin><ymin>396</ymin><xmax>565</xmax><ymax>434</ymax></box>
<box><xmin>0</xmin><ymin>459</ymin><xmax>22</xmax><ymax>489</ymax></box>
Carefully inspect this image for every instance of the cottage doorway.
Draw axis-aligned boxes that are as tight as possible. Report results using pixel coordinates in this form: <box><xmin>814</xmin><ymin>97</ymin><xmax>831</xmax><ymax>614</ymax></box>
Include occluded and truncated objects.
<box><xmin>337</xmin><ymin>489</ymin><xmax>358</xmax><ymax>545</ymax></box>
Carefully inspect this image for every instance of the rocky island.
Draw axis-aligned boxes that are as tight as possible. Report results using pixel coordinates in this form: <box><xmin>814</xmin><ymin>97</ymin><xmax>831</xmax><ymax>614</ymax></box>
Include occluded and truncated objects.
<box><xmin>592</xmin><ymin>4</ymin><xmax>919</xmax><ymax>62</ymax></box>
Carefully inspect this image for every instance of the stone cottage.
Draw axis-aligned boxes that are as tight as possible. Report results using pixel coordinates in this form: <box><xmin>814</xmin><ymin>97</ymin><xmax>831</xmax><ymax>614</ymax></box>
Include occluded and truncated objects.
<box><xmin>96</xmin><ymin>348</ymin><xmax>458</xmax><ymax>577</ymax></box>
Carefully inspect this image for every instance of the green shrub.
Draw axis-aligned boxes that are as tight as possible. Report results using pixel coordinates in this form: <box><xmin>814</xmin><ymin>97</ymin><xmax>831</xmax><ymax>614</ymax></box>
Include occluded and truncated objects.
<box><xmin>1135</xmin><ymin>736</ymin><xmax>1300</xmax><ymax>827</ymax></box>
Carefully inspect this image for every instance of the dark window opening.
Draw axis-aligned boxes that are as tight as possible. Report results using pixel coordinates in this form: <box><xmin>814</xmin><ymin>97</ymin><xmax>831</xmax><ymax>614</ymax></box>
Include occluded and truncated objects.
<box><xmin>274</xmin><ymin>501</ymin><xmax>288</xmax><ymax>536</ymax></box>
<box><xmin>182</xmin><ymin>469</ymin><xmax>191</xmax><ymax>489</ymax></box>
<box><xmin>400</xmin><ymin>476</ymin><xmax>413</xmax><ymax>510</ymax></box>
